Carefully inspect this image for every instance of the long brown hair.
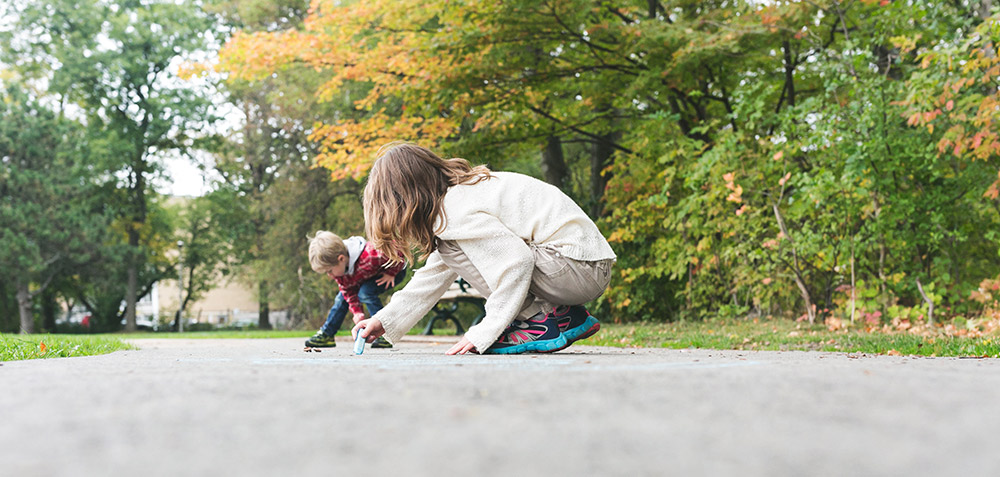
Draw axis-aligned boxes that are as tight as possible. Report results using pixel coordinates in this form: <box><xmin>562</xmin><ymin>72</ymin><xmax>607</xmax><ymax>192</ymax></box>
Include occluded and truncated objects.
<box><xmin>364</xmin><ymin>142</ymin><xmax>491</xmax><ymax>264</ymax></box>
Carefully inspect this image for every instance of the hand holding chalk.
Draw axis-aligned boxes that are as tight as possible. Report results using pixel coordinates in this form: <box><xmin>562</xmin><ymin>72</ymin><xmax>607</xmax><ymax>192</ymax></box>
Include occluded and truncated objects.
<box><xmin>354</xmin><ymin>327</ymin><xmax>366</xmax><ymax>355</ymax></box>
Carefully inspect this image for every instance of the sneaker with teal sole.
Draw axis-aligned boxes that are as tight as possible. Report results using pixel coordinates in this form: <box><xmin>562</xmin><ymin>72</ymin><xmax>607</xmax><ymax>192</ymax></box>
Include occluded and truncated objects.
<box><xmin>304</xmin><ymin>332</ymin><xmax>337</xmax><ymax>348</ymax></box>
<box><xmin>551</xmin><ymin>305</ymin><xmax>601</xmax><ymax>344</ymax></box>
<box><xmin>483</xmin><ymin>313</ymin><xmax>568</xmax><ymax>354</ymax></box>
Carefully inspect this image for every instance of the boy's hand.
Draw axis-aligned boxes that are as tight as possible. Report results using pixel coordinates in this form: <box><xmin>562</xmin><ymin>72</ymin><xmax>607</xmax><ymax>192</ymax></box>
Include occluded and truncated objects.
<box><xmin>375</xmin><ymin>273</ymin><xmax>397</xmax><ymax>288</ymax></box>
<box><xmin>352</xmin><ymin>318</ymin><xmax>385</xmax><ymax>343</ymax></box>
<box><xmin>351</xmin><ymin>312</ymin><xmax>366</xmax><ymax>325</ymax></box>
<box><xmin>446</xmin><ymin>337</ymin><xmax>478</xmax><ymax>355</ymax></box>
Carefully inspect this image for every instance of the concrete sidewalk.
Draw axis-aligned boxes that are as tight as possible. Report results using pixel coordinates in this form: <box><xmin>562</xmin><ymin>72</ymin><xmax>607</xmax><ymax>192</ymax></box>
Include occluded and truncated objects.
<box><xmin>2</xmin><ymin>337</ymin><xmax>999</xmax><ymax>476</ymax></box>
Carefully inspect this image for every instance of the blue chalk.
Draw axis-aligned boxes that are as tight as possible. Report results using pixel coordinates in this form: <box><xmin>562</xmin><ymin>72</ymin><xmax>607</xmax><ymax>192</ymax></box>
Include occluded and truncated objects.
<box><xmin>354</xmin><ymin>328</ymin><xmax>366</xmax><ymax>355</ymax></box>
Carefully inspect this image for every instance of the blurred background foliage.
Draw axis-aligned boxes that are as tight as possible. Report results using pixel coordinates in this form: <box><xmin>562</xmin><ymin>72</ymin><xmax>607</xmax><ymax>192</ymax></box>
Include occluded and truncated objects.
<box><xmin>4</xmin><ymin>0</ymin><xmax>1000</xmax><ymax>334</ymax></box>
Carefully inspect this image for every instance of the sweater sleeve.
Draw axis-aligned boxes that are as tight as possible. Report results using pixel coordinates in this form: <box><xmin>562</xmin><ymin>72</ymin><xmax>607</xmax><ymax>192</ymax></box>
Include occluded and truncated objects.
<box><xmin>376</xmin><ymin>251</ymin><xmax>458</xmax><ymax>344</ymax></box>
<box><xmin>453</xmin><ymin>217</ymin><xmax>536</xmax><ymax>353</ymax></box>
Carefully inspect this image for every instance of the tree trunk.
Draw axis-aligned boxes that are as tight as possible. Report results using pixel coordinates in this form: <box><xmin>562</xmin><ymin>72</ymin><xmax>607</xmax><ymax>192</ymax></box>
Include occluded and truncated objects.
<box><xmin>124</xmin><ymin>226</ymin><xmax>140</xmax><ymax>332</ymax></box>
<box><xmin>782</xmin><ymin>40</ymin><xmax>796</xmax><ymax>108</ymax></box>
<box><xmin>123</xmin><ymin>152</ymin><xmax>148</xmax><ymax>333</ymax></box>
<box><xmin>16</xmin><ymin>281</ymin><xmax>35</xmax><ymax>334</ymax></box>
<box><xmin>772</xmin><ymin>203</ymin><xmax>816</xmax><ymax>324</ymax></box>
<box><xmin>540</xmin><ymin>136</ymin><xmax>568</xmax><ymax>191</ymax></box>
<box><xmin>850</xmin><ymin>247</ymin><xmax>857</xmax><ymax>324</ymax></box>
<box><xmin>41</xmin><ymin>288</ymin><xmax>57</xmax><ymax>332</ymax></box>
<box><xmin>258</xmin><ymin>279</ymin><xmax>272</xmax><ymax>329</ymax></box>
<box><xmin>916</xmin><ymin>279</ymin><xmax>934</xmax><ymax>325</ymax></box>
<box><xmin>590</xmin><ymin>132</ymin><xmax>618</xmax><ymax>217</ymax></box>
<box><xmin>124</xmin><ymin>266</ymin><xmax>138</xmax><ymax>331</ymax></box>
<box><xmin>123</xmin><ymin>162</ymin><xmax>147</xmax><ymax>333</ymax></box>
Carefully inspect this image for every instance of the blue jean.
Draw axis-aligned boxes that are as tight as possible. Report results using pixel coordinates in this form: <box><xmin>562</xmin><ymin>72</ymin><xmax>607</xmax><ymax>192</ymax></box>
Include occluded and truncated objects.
<box><xmin>319</xmin><ymin>271</ymin><xmax>405</xmax><ymax>336</ymax></box>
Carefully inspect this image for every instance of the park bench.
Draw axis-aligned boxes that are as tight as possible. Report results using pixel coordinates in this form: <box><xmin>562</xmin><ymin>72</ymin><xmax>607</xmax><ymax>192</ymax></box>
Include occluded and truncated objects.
<box><xmin>421</xmin><ymin>278</ymin><xmax>486</xmax><ymax>335</ymax></box>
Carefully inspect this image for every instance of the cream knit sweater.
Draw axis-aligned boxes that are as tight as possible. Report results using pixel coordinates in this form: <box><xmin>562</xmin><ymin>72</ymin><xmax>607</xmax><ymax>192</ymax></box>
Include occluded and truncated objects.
<box><xmin>376</xmin><ymin>171</ymin><xmax>617</xmax><ymax>352</ymax></box>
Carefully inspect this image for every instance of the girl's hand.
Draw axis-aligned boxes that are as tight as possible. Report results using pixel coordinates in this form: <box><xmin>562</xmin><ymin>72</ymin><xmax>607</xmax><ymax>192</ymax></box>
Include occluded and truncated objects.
<box><xmin>446</xmin><ymin>337</ymin><xmax>478</xmax><ymax>355</ymax></box>
<box><xmin>375</xmin><ymin>273</ymin><xmax>397</xmax><ymax>287</ymax></box>
<box><xmin>352</xmin><ymin>318</ymin><xmax>385</xmax><ymax>343</ymax></box>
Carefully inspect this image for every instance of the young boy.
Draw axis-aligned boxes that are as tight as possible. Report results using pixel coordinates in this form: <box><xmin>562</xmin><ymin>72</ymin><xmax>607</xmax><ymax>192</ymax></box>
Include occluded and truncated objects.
<box><xmin>306</xmin><ymin>231</ymin><xmax>406</xmax><ymax>348</ymax></box>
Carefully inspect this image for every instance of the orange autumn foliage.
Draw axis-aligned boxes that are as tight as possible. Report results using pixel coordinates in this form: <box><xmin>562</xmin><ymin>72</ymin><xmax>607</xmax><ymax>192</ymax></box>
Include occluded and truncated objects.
<box><xmin>218</xmin><ymin>0</ymin><xmax>507</xmax><ymax>179</ymax></box>
<box><xmin>895</xmin><ymin>25</ymin><xmax>1000</xmax><ymax>198</ymax></box>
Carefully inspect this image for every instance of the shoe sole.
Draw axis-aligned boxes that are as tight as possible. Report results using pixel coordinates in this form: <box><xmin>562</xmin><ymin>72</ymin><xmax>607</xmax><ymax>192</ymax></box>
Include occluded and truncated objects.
<box><xmin>304</xmin><ymin>341</ymin><xmax>337</xmax><ymax>348</ymax></box>
<box><xmin>484</xmin><ymin>333</ymin><xmax>569</xmax><ymax>355</ymax></box>
<box><xmin>563</xmin><ymin>316</ymin><xmax>601</xmax><ymax>344</ymax></box>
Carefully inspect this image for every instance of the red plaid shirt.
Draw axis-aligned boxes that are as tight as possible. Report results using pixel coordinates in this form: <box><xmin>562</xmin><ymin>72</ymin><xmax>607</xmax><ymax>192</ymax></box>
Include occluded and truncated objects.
<box><xmin>334</xmin><ymin>242</ymin><xmax>406</xmax><ymax>315</ymax></box>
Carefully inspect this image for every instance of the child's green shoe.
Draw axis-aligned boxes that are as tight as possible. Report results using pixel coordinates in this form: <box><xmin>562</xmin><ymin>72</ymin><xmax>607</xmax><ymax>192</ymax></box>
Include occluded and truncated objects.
<box><xmin>304</xmin><ymin>332</ymin><xmax>337</xmax><ymax>348</ymax></box>
<box><xmin>370</xmin><ymin>337</ymin><xmax>393</xmax><ymax>349</ymax></box>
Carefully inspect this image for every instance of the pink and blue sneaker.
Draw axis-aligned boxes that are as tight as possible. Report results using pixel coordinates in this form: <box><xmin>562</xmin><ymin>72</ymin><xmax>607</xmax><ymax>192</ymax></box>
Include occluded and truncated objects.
<box><xmin>551</xmin><ymin>305</ymin><xmax>601</xmax><ymax>344</ymax></box>
<box><xmin>484</xmin><ymin>313</ymin><xmax>568</xmax><ymax>354</ymax></box>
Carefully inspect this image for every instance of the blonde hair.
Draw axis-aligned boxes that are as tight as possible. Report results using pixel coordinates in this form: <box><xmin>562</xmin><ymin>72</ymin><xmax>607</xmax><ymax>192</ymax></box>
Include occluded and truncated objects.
<box><xmin>307</xmin><ymin>231</ymin><xmax>348</xmax><ymax>273</ymax></box>
<box><xmin>364</xmin><ymin>142</ymin><xmax>491</xmax><ymax>264</ymax></box>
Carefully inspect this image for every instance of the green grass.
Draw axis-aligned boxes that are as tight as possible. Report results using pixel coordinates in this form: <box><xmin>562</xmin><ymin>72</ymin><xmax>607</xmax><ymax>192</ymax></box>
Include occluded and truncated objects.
<box><xmin>581</xmin><ymin>319</ymin><xmax>1000</xmax><ymax>357</ymax></box>
<box><xmin>9</xmin><ymin>318</ymin><xmax>999</xmax><ymax>360</ymax></box>
<box><xmin>0</xmin><ymin>333</ymin><xmax>136</xmax><ymax>361</ymax></box>
<box><xmin>0</xmin><ymin>329</ymin><xmax>314</xmax><ymax>361</ymax></box>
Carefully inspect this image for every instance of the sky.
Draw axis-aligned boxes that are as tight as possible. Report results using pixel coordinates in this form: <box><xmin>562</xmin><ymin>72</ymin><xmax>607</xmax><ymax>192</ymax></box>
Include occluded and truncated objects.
<box><xmin>3</xmin><ymin>4</ymin><xmax>241</xmax><ymax>199</ymax></box>
<box><xmin>156</xmin><ymin>63</ymin><xmax>240</xmax><ymax>198</ymax></box>
<box><xmin>161</xmin><ymin>156</ymin><xmax>213</xmax><ymax>197</ymax></box>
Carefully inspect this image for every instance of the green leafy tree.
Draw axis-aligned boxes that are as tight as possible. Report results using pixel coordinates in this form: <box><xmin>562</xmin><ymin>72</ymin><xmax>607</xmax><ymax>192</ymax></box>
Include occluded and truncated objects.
<box><xmin>214</xmin><ymin>0</ymin><xmax>1000</xmax><ymax>325</ymax></box>
<box><xmin>206</xmin><ymin>0</ymin><xmax>371</xmax><ymax>329</ymax></box>
<box><xmin>0</xmin><ymin>84</ymin><xmax>111</xmax><ymax>333</ymax></box>
<box><xmin>66</xmin><ymin>192</ymin><xmax>176</xmax><ymax>332</ymax></box>
<box><xmin>3</xmin><ymin>0</ymin><xmax>217</xmax><ymax>331</ymax></box>
<box><xmin>604</xmin><ymin>0</ymin><xmax>1000</xmax><ymax>322</ymax></box>
<box><xmin>164</xmin><ymin>193</ymin><xmax>239</xmax><ymax>329</ymax></box>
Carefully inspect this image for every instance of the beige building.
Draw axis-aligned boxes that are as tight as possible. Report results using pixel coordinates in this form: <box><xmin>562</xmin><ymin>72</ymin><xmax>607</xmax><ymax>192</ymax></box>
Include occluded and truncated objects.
<box><xmin>152</xmin><ymin>197</ymin><xmax>288</xmax><ymax>328</ymax></box>
<box><xmin>156</xmin><ymin>277</ymin><xmax>289</xmax><ymax>328</ymax></box>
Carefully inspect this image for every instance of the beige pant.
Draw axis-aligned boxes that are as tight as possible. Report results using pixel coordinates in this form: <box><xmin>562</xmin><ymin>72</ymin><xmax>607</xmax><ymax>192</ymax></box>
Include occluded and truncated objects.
<box><xmin>437</xmin><ymin>240</ymin><xmax>614</xmax><ymax>320</ymax></box>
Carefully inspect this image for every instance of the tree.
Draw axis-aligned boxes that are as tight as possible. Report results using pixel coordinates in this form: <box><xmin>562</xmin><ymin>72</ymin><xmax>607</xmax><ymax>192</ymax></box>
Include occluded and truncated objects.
<box><xmin>203</xmin><ymin>0</ymin><xmax>369</xmax><ymax>329</ymax></box>
<box><xmin>217</xmin><ymin>0</ymin><xmax>641</xmax><ymax>207</ymax></box>
<box><xmin>0</xmin><ymin>84</ymin><xmax>110</xmax><ymax>333</ymax></box>
<box><xmin>164</xmin><ymin>193</ymin><xmax>239</xmax><ymax>329</ymax></box>
<box><xmin>602</xmin><ymin>0</ymin><xmax>1000</xmax><ymax>322</ymax></box>
<box><xmin>4</xmin><ymin>0</ymin><xmax>217</xmax><ymax>331</ymax></box>
<box><xmin>215</xmin><ymin>0</ymin><xmax>1000</xmax><ymax>325</ymax></box>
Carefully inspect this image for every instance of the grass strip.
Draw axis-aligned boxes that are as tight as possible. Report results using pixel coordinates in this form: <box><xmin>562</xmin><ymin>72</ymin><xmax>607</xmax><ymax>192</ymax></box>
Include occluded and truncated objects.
<box><xmin>582</xmin><ymin>320</ymin><xmax>1000</xmax><ymax>357</ymax></box>
<box><xmin>9</xmin><ymin>319</ymin><xmax>998</xmax><ymax>359</ymax></box>
<box><xmin>0</xmin><ymin>334</ymin><xmax>135</xmax><ymax>362</ymax></box>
